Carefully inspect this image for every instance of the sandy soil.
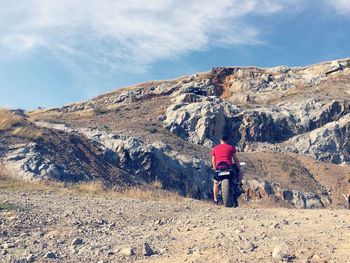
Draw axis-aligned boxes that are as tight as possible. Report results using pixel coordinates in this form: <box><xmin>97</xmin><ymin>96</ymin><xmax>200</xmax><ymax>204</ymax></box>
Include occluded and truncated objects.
<box><xmin>1</xmin><ymin>189</ymin><xmax>349</xmax><ymax>263</ymax></box>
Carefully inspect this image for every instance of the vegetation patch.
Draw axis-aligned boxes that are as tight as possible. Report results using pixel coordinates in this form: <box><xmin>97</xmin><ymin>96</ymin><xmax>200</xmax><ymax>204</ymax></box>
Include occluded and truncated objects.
<box><xmin>0</xmin><ymin>108</ymin><xmax>43</xmax><ymax>140</ymax></box>
<box><xmin>0</xmin><ymin>203</ymin><xmax>19</xmax><ymax>211</ymax></box>
<box><xmin>71</xmin><ymin>181</ymin><xmax>185</xmax><ymax>203</ymax></box>
<box><xmin>0</xmin><ymin>166</ymin><xmax>185</xmax><ymax>203</ymax></box>
<box><xmin>92</xmin><ymin>106</ymin><xmax>109</xmax><ymax>115</ymax></box>
<box><xmin>0</xmin><ymin>108</ymin><xmax>23</xmax><ymax>130</ymax></box>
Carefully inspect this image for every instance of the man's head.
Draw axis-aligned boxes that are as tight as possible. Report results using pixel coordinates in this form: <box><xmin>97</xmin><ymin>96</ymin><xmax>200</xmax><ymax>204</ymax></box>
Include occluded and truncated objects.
<box><xmin>220</xmin><ymin>135</ymin><xmax>229</xmax><ymax>143</ymax></box>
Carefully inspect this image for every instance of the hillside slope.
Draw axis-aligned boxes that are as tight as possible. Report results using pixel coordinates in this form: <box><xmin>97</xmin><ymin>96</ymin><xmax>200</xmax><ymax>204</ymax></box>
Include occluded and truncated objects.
<box><xmin>1</xmin><ymin>58</ymin><xmax>350</xmax><ymax>208</ymax></box>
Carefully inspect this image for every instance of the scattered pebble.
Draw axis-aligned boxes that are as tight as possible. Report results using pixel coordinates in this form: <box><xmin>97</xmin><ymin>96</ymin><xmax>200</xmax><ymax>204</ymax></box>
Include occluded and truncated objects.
<box><xmin>143</xmin><ymin>243</ymin><xmax>155</xmax><ymax>256</ymax></box>
<box><xmin>44</xmin><ymin>251</ymin><xmax>58</xmax><ymax>259</ymax></box>
<box><xmin>118</xmin><ymin>247</ymin><xmax>134</xmax><ymax>256</ymax></box>
<box><xmin>71</xmin><ymin>238</ymin><xmax>84</xmax><ymax>246</ymax></box>
<box><xmin>272</xmin><ymin>244</ymin><xmax>289</xmax><ymax>260</ymax></box>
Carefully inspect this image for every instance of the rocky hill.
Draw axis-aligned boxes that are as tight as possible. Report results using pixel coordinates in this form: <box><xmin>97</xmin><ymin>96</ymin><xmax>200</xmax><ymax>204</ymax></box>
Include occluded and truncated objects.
<box><xmin>1</xmin><ymin>58</ymin><xmax>350</xmax><ymax>209</ymax></box>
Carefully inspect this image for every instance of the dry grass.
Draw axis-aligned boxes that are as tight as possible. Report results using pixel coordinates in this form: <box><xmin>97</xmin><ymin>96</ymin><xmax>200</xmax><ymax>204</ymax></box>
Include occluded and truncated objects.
<box><xmin>73</xmin><ymin>110</ymin><xmax>95</xmax><ymax>118</ymax></box>
<box><xmin>0</xmin><ymin>108</ymin><xmax>22</xmax><ymax>130</ymax></box>
<box><xmin>0</xmin><ymin>167</ymin><xmax>185</xmax><ymax>203</ymax></box>
<box><xmin>29</xmin><ymin>109</ymin><xmax>97</xmax><ymax>123</ymax></box>
<box><xmin>28</xmin><ymin>110</ymin><xmax>61</xmax><ymax>120</ymax></box>
<box><xmin>0</xmin><ymin>108</ymin><xmax>43</xmax><ymax>140</ymax></box>
<box><xmin>11</xmin><ymin>126</ymin><xmax>43</xmax><ymax>140</ymax></box>
<box><xmin>0</xmin><ymin>165</ymin><xmax>64</xmax><ymax>191</ymax></box>
<box><xmin>150</xmin><ymin>180</ymin><xmax>163</xmax><ymax>189</ymax></box>
<box><xmin>122</xmin><ymin>186</ymin><xmax>184</xmax><ymax>203</ymax></box>
<box><xmin>72</xmin><ymin>181</ymin><xmax>185</xmax><ymax>203</ymax></box>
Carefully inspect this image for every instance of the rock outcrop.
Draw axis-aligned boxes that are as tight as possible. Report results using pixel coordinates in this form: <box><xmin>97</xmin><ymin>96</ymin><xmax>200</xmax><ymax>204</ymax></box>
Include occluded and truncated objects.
<box><xmin>162</xmin><ymin>94</ymin><xmax>350</xmax><ymax>163</ymax></box>
<box><xmin>282</xmin><ymin>190</ymin><xmax>324</xmax><ymax>209</ymax></box>
<box><xmin>244</xmin><ymin>178</ymin><xmax>326</xmax><ymax>209</ymax></box>
<box><xmin>213</xmin><ymin>58</ymin><xmax>350</xmax><ymax>104</ymax></box>
<box><xmin>31</xmin><ymin>122</ymin><xmax>212</xmax><ymax>199</ymax></box>
<box><xmin>163</xmin><ymin>95</ymin><xmax>240</xmax><ymax>147</ymax></box>
<box><xmin>290</xmin><ymin>113</ymin><xmax>350</xmax><ymax>164</ymax></box>
<box><xmin>2</xmin><ymin>128</ymin><xmax>131</xmax><ymax>186</ymax></box>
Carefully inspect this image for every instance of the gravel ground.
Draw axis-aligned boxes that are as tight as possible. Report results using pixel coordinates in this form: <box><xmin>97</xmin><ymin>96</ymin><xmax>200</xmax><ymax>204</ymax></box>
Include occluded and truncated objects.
<box><xmin>1</xmin><ymin>189</ymin><xmax>349</xmax><ymax>263</ymax></box>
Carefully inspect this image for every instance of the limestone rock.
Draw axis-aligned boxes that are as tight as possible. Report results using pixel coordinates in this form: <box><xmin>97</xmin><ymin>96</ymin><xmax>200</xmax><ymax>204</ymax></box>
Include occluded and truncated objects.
<box><xmin>118</xmin><ymin>247</ymin><xmax>134</xmax><ymax>256</ymax></box>
<box><xmin>272</xmin><ymin>244</ymin><xmax>289</xmax><ymax>260</ymax></box>
<box><xmin>163</xmin><ymin>97</ymin><xmax>240</xmax><ymax>146</ymax></box>
<box><xmin>291</xmin><ymin>113</ymin><xmax>350</xmax><ymax>164</ymax></box>
<box><xmin>282</xmin><ymin>190</ymin><xmax>324</xmax><ymax>209</ymax></box>
<box><xmin>244</xmin><ymin>179</ymin><xmax>275</xmax><ymax>198</ymax></box>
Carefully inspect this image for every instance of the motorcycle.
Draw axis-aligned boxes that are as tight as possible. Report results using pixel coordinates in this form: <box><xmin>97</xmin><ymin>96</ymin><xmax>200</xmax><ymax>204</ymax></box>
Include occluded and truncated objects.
<box><xmin>214</xmin><ymin>162</ymin><xmax>245</xmax><ymax>207</ymax></box>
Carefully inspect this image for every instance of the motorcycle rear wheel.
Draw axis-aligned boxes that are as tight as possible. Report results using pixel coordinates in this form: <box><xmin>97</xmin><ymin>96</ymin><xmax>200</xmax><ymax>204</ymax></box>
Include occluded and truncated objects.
<box><xmin>221</xmin><ymin>179</ymin><xmax>234</xmax><ymax>207</ymax></box>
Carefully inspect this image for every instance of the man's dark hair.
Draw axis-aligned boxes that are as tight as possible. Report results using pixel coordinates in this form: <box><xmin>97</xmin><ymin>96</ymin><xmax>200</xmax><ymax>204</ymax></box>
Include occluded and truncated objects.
<box><xmin>220</xmin><ymin>135</ymin><xmax>229</xmax><ymax>142</ymax></box>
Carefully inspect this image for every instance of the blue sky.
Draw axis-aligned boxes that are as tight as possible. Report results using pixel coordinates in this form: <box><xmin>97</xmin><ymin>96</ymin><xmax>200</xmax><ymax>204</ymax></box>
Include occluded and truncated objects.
<box><xmin>0</xmin><ymin>0</ymin><xmax>350</xmax><ymax>110</ymax></box>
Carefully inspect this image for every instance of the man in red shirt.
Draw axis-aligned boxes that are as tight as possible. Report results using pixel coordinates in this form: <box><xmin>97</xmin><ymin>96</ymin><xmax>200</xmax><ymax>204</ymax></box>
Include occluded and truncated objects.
<box><xmin>211</xmin><ymin>135</ymin><xmax>242</xmax><ymax>204</ymax></box>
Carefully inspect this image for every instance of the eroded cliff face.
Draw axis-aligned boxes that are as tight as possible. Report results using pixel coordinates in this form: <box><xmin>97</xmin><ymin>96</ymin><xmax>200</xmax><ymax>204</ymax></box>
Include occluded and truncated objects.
<box><xmin>161</xmin><ymin>58</ymin><xmax>350</xmax><ymax>164</ymax></box>
<box><xmin>2</xmin><ymin>58</ymin><xmax>350</xmax><ymax>208</ymax></box>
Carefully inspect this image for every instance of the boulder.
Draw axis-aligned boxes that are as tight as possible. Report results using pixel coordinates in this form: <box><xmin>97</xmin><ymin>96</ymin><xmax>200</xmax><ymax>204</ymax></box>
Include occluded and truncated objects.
<box><xmin>233</xmin><ymin>107</ymin><xmax>295</xmax><ymax>146</ymax></box>
<box><xmin>291</xmin><ymin>114</ymin><xmax>350</xmax><ymax>164</ymax></box>
<box><xmin>163</xmin><ymin>97</ymin><xmax>240</xmax><ymax>146</ymax></box>
<box><xmin>284</xmin><ymin>99</ymin><xmax>350</xmax><ymax>133</ymax></box>
<box><xmin>282</xmin><ymin>190</ymin><xmax>324</xmax><ymax>209</ymax></box>
<box><xmin>3</xmin><ymin>143</ymin><xmax>68</xmax><ymax>181</ymax></box>
<box><xmin>244</xmin><ymin>179</ymin><xmax>275</xmax><ymax>198</ymax></box>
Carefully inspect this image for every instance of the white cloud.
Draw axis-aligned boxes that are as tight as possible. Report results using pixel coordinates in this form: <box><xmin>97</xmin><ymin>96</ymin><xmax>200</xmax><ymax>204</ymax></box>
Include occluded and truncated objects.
<box><xmin>328</xmin><ymin>0</ymin><xmax>350</xmax><ymax>15</ymax></box>
<box><xmin>0</xmin><ymin>0</ymin><xmax>297</xmax><ymax>72</ymax></box>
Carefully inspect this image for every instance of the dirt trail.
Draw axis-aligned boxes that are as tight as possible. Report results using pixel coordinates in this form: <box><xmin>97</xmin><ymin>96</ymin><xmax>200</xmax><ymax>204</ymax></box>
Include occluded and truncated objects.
<box><xmin>1</xmin><ymin>190</ymin><xmax>349</xmax><ymax>263</ymax></box>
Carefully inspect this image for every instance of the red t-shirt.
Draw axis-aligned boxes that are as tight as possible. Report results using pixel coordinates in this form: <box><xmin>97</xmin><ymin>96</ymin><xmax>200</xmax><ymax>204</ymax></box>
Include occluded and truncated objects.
<box><xmin>211</xmin><ymin>143</ymin><xmax>236</xmax><ymax>168</ymax></box>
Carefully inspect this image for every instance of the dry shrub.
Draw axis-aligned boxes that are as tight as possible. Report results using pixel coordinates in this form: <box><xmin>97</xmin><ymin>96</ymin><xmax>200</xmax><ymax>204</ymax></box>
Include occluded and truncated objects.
<box><xmin>151</xmin><ymin>180</ymin><xmax>163</xmax><ymax>189</ymax></box>
<box><xmin>0</xmin><ymin>165</ymin><xmax>17</xmax><ymax>181</ymax></box>
<box><xmin>70</xmin><ymin>181</ymin><xmax>184</xmax><ymax>203</ymax></box>
<box><xmin>121</xmin><ymin>186</ymin><xmax>184</xmax><ymax>203</ymax></box>
<box><xmin>28</xmin><ymin>111</ymin><xmax>61</xmax><ymax>121</ymax></box>
<box><xmin>0</xmin><ymin>168</ymin><xmax>184</xmax><ymax>203</ymax></box>
<box><xmin>0</xmin><ymin>108</ymin><xmax>43</xmax><ymax>140</ymax></box>
<box><xmin>0</xmin><ymin>108</ymin><xmax>22</xmax><ymax>130</ymax></box>
<box><xmin>11</xmin><ymin>126</ymin><xmax>43</xmax><ymax>140</ymax></box>
<box><xmin>0</xmin><ymin>165</ymin><xmax>64</xmax><ymax>191</ymax></box>
<box><xmin>0</xmin><ymin>165</ymin><xmax>28</xmax><ymax>190</ymax></box>
<box><xmin>72</xmin><ymin>181</ymin><xmax>105</xmax><ymax>194</ymax></box>
<box><xmin>29</xmin><ymin>109</ymin><xmax>96</xmax><ymax>123</ymax></box>
<box><xmin>72</xmin><ymin>110</ymin><xmax>95</xmax><ymax>119</ymax></box>
<box><xmin>92</xmin><ymin>106</ymin><xmax>109</xmax><ymax>115</ymax></box>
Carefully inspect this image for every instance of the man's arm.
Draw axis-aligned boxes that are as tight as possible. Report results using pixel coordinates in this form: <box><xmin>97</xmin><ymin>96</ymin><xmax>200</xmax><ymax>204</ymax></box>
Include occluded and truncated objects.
<box><xmin>212</xmin><ymin>155</ymin><xmax>216</xmax><ymax>169</ymax></box>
